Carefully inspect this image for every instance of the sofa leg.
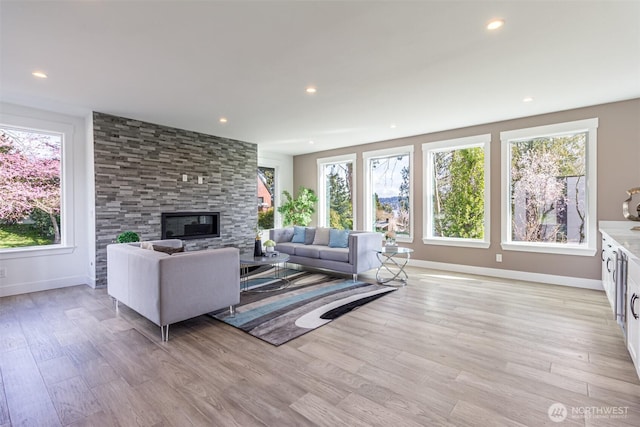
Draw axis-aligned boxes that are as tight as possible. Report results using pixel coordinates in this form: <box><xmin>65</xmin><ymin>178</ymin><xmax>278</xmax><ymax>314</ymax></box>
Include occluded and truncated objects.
<box><xmin>113</xmin><ymin>298</ymin><xmax>119</xmax><ymax>311</ymax></box>
<box><xmin>353</xmin><ymin>273</ymin><xmax>357</xmax><ymax>282</ymax></box>
<box><xmin>229</xmin><ymin>305</ymin><xmax>236</xmax><ymax>317</ymax></box>
<box><xmin>161</xmin><ymin>325</ymin><xmax>169</xmax><ymax>342</ymax></box>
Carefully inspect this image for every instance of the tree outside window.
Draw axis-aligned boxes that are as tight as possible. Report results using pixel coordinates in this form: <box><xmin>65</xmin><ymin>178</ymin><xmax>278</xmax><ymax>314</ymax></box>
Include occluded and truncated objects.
<box><xmin>509</xmin><ymin>133</ymin><xmax>586</xmax><ymax>244</ymax></box>
<box><xmin>423</xmin><ymin>134</ymin><xmax>490</xmax><ymax>248</ymax></box>
<box><xmin>364</xmin><ymin>147</ymin><xmax>412</xmax><ymax>240</ymax></box>
<box><xmin>317</xmin><ymin>155</ymin><xmax>355</xmax><ymax>230</ymax></box>
<box><xmin>0</xmin><ymin>127</ymin><xmax>62</xmax><ymax>248</ymax></box>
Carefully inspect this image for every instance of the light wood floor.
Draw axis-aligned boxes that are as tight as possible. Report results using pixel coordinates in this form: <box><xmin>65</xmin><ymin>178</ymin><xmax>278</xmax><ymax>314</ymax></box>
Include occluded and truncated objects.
<box><xmin>1</xmin><ymin>266</ymin><xmax>640</xmax><ymax>426</ymax></box>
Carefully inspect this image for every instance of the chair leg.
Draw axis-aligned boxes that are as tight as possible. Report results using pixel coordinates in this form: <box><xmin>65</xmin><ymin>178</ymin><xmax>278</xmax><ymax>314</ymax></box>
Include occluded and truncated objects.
<box><xmin>229</xmin><ymin>305</ymin><xmax>236</xmax><ymax>317</ymax></box>
<box><xmin>161</xmin><ymin>324</ymin><xmax>169</xmax><ymax>342</ymax></box>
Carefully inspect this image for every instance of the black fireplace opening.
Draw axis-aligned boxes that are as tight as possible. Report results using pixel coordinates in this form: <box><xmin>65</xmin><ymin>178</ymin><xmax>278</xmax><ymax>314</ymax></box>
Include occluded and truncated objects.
<box><xmin>161</xmin><ymin>211</ymin><xmax>220</xmax><ymax>240</ymax></box>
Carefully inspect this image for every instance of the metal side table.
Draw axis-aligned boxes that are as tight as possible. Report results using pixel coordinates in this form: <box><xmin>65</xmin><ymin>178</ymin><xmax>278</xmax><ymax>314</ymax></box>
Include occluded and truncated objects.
<box><xmin>375</xmin><ymin>246</ymin><xmax>414</xmax><ymax>285</ymax></box>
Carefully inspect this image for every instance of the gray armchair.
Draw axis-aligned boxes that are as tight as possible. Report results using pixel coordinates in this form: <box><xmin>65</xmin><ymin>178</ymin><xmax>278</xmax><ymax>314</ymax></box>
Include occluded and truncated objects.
<box><xmin>107</xmin><ymin>240</ymin><xmax>240</xmax><ymax>341</ymax></box>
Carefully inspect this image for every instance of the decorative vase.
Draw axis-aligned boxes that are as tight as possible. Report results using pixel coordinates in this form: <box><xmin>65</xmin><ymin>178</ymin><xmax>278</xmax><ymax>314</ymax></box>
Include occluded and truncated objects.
<box><xmin>254</xmin><ymin>239</ymin><xmax>263</xmax><ymax>257</ymax></box>
<box><xmin>265</xmin><ymin>246</ymin><xmax>274</xmax><ymax>253</ymax></box>
<box><xmin>385</xmin><ymin>238</ymin><xmax>396</xmax><ymax>247</ymax></box>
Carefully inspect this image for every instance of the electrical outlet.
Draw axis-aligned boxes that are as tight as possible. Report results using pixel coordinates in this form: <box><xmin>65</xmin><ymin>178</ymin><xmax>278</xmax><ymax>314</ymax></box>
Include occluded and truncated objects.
<box><xmin>0</xmin><ymin>267</ymin><xmax>6</xmax><ymax>278</ymax></box>
<box><xmin>496</xmin><ymin>254</ymin><xmax>502</xmax><ymax>262</ymax></box>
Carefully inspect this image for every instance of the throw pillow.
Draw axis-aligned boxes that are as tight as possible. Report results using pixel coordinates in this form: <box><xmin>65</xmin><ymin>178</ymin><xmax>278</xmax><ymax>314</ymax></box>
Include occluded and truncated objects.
<box><xmin>304</xmin><ymin>227</ymin><xmax>316</xmax><ymax>245</ymax></box>
<box><xmin>312</xmin><ymin>227</ymin><xmax>330</xmax><ymax>246</ymax></box>
<box><xmin>140</xmin><ymin>241</ymin><xmax>154</xmax><ymax>250</ymax></box>
<box><xmin>328</xmin><ymin>229</ymin><xmax>350</xmax><ymax>248</ymax></box>
<box><xmin>291</xmin><ymin>226</ymin><xmax>306</xmax><ymax>243</ymax></box>
<box><xmin>152</xmin><ymin>244</ymin><xmax>185</xmax><ymax>255</ymax></box>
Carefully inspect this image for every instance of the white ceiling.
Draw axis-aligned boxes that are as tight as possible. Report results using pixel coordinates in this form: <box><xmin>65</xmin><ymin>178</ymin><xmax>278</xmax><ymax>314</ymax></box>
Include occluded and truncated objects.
<box><xmin>1</xmin><ymin>1</ymin><xmax>639</xmax><ymax>156</ymax></box>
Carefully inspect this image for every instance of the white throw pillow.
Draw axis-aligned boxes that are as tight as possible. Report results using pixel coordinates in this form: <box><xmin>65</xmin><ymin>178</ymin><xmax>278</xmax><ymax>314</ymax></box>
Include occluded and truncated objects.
<box><xmin>312</xmin><ymin>227</ymin><xmax>331</xmax><ymax>245</ymax></box>
<box><xmin>140</xmin><ymin>241</ymin><xmax>154</xmax><ymax>250</ymax></box>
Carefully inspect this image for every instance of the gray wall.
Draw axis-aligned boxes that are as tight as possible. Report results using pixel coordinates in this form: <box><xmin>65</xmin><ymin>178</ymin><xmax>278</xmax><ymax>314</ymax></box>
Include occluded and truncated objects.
<box><xmin>93</xmin><ymin>112</ymin><xmax>257</xmax><ymax>286</ymax></box>
<box><xmin>293</xmin><ymin>98</ymin><xmax>640</xmax><ymax>281</ymax></box>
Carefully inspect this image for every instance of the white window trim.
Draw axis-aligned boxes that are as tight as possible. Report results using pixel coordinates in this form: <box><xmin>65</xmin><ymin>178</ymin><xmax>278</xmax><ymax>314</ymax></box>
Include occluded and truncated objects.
<box><xmin>316</xmin><ymin>153</ymin><xmax>357</xmax><ymax>229</ymax></box>
<box><xmin>362</xmin><ymin>145</ymin><xmax>414</xmax><ymax>243</ymax></box>
<box><xmin>500</xmin><ymin>118</ymin><xmax>598</xmax><ymax>256</ymax></box>
<box><xmin>422</xmin><ymin>134</ymin><xmax>491</xmax><ymax>248</ymax></box>
<box><xmin>0</xmin><ymin>113</ymin><xmax>76</xmax><ymax>257</ymax></box>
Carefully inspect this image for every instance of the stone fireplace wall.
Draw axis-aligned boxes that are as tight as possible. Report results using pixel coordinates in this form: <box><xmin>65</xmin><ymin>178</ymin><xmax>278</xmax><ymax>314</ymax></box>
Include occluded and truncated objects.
<box><xmin>93</xmin><ymin>112</ymin><xmax>257</xmax><ymax>286</ymax></box>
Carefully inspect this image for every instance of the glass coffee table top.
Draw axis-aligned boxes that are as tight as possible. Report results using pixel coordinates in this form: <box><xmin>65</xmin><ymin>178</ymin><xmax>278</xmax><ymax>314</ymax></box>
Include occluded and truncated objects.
<box><xmin>239</xmin><ymin>252</ymin><xmax>291</xmax><ymax>292</ymax></box>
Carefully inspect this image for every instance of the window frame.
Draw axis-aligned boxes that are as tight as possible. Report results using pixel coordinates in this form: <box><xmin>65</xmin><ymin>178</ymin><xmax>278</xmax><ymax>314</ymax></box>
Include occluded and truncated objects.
<box><xmin>0</xmin><ymin>113</ymin><xmax>75</xmax><ymax>258</ymax></box>
<box><xmin>500</xmin><ymin>118</ymin><xmax>598</xmax><ymax>256</ymax></box>
<box><xmin>422</xmin><ymin>134</ymin><xmax>491</xmax><ymax>248</ymax></box>
<box><xmin>316</xmin><ymin>153</ymin><xmax>357</xmax><ymax>229</ymax></box>
<box><xmin>362</xmin><ymin>145</ymin><xmax>414</xmax><ymax>243</ymax></box>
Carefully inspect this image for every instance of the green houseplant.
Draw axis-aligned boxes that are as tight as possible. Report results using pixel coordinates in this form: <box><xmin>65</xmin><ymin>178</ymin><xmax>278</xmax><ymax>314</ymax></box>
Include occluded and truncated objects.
<box><xmin>116</xmin><ymin>231</ymin><xmax>140</xmax><ymax>243</ymax></box>
<box><xmin>277</xmin><ymin>187</ymin><xmax>318</xmax><ymax>226</ymax></box>
<box><xmin>263</xmin><ymin>239</ymin><xmax>276</xmax><ymax>252</ymax></box>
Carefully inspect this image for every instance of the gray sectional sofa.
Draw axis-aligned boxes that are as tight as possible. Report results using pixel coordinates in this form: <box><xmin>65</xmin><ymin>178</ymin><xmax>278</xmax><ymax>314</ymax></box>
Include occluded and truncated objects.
<box><xmin>269</xmin><ymin>227</ymin><xmax>382</xmax><ymax>280</ymax></box>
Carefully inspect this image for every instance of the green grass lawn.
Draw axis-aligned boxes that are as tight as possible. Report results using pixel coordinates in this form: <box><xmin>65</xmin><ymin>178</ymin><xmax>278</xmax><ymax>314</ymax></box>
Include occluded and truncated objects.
<box><xmin>0</xmin><ymin>224</ymin><xmax>54</xmax><ymax>248</ymax></box>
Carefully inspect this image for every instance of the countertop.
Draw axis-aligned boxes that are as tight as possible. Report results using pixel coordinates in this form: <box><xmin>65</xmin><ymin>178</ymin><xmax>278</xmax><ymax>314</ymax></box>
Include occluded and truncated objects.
<box><xmin>600</xmin><ymin>221</ymin><xmax>640</xmax><ymax>262</ymax></box>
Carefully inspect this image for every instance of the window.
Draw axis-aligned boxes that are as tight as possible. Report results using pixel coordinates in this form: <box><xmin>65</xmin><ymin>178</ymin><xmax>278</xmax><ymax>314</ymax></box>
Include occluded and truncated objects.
<box><xmin>0</xmin><ymin>124</ymin><xmax>64</xmax><ymax>250</ymax></box>
<box><xmin>363</xmin><ymin>146</ymin><xmax>413</xmax><ymax>241</ymax></box>
<box><xmin>317</xmin><ymin>154</ymin><xmax>355</xmax><ymax>229</ymax></box>
<box><xmin>423</xmin><ymin>134</ymin><xmax>490</xmax><ymax>248</ymax></box>
<box><xmin>257</xmin><ymin>166</ymin><xmax>275</xmax><ymax>229</ymax></box>
<box><xmin>500</xmin><ymin>118</ymin><xmax>598</xmax><ymax>256</ymax></box>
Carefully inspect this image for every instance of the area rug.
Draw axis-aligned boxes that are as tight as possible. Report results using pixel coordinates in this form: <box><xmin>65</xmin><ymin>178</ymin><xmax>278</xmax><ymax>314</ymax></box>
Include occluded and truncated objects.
<box><xmin>211</xmin><ymin>269</ymin><xmax>396</xmax><ymax>346</ymax></box>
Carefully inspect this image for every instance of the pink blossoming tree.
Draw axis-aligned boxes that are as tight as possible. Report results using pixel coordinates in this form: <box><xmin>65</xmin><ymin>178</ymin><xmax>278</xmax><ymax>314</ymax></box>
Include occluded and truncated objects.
<box><xmin>0</xmin><ymin>130</ymin><xmax>61</xmax><ymax>244</ymax></box>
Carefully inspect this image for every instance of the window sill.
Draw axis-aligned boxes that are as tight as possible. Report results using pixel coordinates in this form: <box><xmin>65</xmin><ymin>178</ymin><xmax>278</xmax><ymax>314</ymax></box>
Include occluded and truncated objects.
<box><xmin>0</xmin><ymin>245</ymin><xmax>76</xmax><ymax>260</ymax></box>
<box><xmin>500</xmin><ymin>242</ymin><xmax>596</xmax><ymax>256</ymax></box>
<box><xmin>422</xmin><ymin>237</ymin><xmax>490</xmax><ymax>248</ymax></box>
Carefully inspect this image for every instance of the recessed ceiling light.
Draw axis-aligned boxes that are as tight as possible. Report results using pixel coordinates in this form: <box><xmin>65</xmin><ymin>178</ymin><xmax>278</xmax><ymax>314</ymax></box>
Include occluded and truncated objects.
<box><xmin>305</xmin><ymin>87</ymin><xmax>317</xmax><ymax>94</ymax></box>
<box><xmin>308</xmin><ymin>140</ymin><xmax>315</xmax><ymax>145</ymax></box>
<box><xmin>523</xmin><ymin>97</ymin><xmax>534</xmax><ymax>103</ymax></box>
<box><xmin>487</xmin><ymin>19</ymin><xmax>505</xmax><ymax>30</ymax></box>
<box><xmin>219</xmin><ymin>117</ymin><xmax>228</xmax><ymax>123</ymax></box>
<box><xmin>390</xmin><ymin>124</ymin><xmax>397</xmax><ymax>129</ymax></box>
<box><xmin>32</xmin><ymin>71</ymin><xmax>48</xmax><ymax>79</ymax></box>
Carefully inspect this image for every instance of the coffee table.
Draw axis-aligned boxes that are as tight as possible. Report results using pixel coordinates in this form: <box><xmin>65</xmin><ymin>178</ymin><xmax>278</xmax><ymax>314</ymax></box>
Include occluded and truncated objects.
<box><xmin>239</xmin><ymin>252</ymin><xmax>291</xmax><ymax>292</ymax></box>
<box><xmin>375</xmin><ymin>246</ymin><xmax>413</xmax><ymax>285</ymax></box>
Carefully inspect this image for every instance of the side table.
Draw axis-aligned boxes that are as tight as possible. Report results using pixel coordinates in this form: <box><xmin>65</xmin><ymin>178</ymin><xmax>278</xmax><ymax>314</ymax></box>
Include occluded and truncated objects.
<box><xmin>375</xmin><ymin>246</ymin><xmax>414</xmax><ymax>285</ymax></box>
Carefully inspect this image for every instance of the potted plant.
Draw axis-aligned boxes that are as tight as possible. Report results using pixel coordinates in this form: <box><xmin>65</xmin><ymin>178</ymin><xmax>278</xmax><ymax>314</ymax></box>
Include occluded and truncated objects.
<box><xmin>116</xmin><ymin>231</ymin><xmax>140</xmax><ymax>243</ymax></box>
<box><xmin>263</xmin><ymin>239</ymin><xmax>276</xmax><ymax>253</ymax></box>
<box><xmin>277</xmin><ymin>186</ymin><xmax>319</xmax><ymax>226</ymax></box>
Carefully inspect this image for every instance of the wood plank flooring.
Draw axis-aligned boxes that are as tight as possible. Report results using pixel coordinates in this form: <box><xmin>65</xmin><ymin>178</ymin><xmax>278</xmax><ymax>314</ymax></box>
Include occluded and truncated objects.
<box><xmin>1</xmin><ymin>266</ymin><xmax>639</xmax><ymax>426</ymax></box>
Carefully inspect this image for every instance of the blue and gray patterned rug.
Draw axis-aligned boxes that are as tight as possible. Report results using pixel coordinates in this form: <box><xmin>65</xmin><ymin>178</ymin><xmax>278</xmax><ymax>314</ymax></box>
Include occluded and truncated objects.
<box><xmin>211</xmin><ymin>268</ymin><xmax>396</xmax><ymax>346</ymax></box>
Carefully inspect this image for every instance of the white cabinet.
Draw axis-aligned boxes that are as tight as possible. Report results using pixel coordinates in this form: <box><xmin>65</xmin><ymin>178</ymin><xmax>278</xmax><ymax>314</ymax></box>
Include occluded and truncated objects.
<box><xmin>601</xmin><ymin>234</ymin><xmax>617</xmax><ymax>316</ymax></box>
<box><xmin>627</xmin><ymin>256</ymin><xmax>640</xmax><ymax>378</ymax></box>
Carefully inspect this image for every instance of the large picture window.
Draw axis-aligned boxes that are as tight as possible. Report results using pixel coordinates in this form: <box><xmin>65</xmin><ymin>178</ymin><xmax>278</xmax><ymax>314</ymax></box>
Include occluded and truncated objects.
<box><xmin>500</xmin><ymin>118</ymin><xmax>598</xmax><ymax>256</ymax></box>
<box><xmin>317</xmin><ymin>154</ymin><xmax>355</xmax><ymax>230</ymax></box>
<box><xmin>0</xmin><ymin>125</ymin><xmax>62</xmax><ymax>250</ymax></box>
<box><xmin>363</xmin><ymin>146</ymin><xmax>413</xmax><ymax>241</ymax></box>
<box><xmin>423</xmin><ymin>134</ymin><xmax>490</xmax><ymax>247</ymax></box>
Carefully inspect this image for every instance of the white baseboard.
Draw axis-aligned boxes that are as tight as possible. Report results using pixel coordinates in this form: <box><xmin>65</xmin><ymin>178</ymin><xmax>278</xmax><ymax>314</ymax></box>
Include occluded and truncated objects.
<box><xmin>0</xmin><ymin>275</ymin><xmax>90</xmax><ymax>297</ymax></box>
<box><xmin>408</xmin><ymin>259</ymin><xmax>603</xmax><ymax>291</ymax></box>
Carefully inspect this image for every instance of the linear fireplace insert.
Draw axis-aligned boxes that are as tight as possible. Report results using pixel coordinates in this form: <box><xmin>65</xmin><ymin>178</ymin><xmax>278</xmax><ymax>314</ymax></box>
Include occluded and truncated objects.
<box><xmin>161</xmin><ymin>211</ymin><xmax>220</xmax><ymax>240</ymax></box>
